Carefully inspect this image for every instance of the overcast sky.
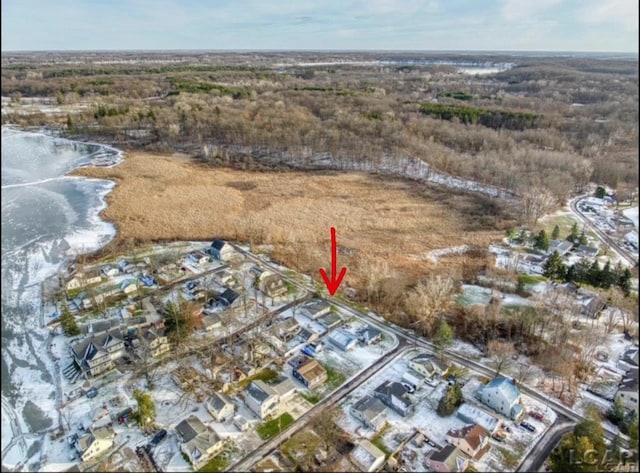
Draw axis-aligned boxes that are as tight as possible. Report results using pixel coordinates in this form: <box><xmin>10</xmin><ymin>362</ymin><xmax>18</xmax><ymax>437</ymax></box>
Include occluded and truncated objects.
<box><xmin>2</xmin><ymin>0</ymin><xmax>638</xmax><ymax>52</ymax></box>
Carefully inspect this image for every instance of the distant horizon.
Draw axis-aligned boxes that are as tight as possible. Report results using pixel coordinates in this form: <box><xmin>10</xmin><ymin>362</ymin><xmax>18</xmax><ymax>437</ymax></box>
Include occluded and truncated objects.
<box><xmin>2</xmin><ymin>48</ymin><xmax>638</xmax><ymax>57</ymax></box>
<box><xmin>3</xmin><ymin>1</ymin><xmax>637</xmax><ymax>53</ymax></box>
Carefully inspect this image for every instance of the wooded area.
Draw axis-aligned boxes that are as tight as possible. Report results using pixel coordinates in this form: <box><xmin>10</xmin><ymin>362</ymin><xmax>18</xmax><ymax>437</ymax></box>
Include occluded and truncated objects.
<box><xmin>2</xmin><ymin>51</ymin><xmax>638</xmax><ymax>206</ymax></box>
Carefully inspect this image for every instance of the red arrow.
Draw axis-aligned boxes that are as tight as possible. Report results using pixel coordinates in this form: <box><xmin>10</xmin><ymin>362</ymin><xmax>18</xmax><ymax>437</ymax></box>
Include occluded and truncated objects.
<box><xmin>319</xmin><ymin>227</ymin><xmax>347</xmax><ymax>296</ymax></box>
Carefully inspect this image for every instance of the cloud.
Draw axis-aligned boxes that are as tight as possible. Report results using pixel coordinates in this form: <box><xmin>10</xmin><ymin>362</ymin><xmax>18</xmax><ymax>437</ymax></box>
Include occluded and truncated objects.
<box><xmin>577</xmin><ymin>0</ymin><xmax>639</xmax><ymax>31</ymax></box>
<box><xmin>500</xmin><ymin>0</ymin><xmax>565</xmax><ymax>22</ymax></box>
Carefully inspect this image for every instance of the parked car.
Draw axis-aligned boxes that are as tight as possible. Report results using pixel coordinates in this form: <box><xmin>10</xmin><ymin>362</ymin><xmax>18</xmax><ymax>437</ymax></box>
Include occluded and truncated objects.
<box><xmin>492</xmin><ymin>433</ymin><xmax>505</xmax><ymax>443</ymax></box>
<box><xmin>425</xmin><ymin>377</ymin><xmax>439</xmax><ymax>387</ymax></box>
<box><xmin>529</xmin><ymin>411</ymin><xmax>544</xmax><ymax>421</ymax></box>
<box><xmin>401</xmin><ymin>382</ymin><xmax>416</xmax><ymax>394</ymax></box>
<box><xmin>150</xmin><ymin>429</ymin><xmax>167</xmax><ymax>446</ymax></box>
<box><xmin>301</xmin><ymin>345</ymin><xmax>315</xmax><ymax>357</ymax></box>
<box><xmin>67</xmin><ymin>434</ymin><xmax>78</xmax><ymax>445</ymax></box>
<box><xmin>86</xmin><ymin>387</ymin><xmax>98</xmax><ymax>399</ymax></box>
<box><xmin>520</xmin><ymin>421</ymin><xmax>537</xmax><ymax>432</ymax></box>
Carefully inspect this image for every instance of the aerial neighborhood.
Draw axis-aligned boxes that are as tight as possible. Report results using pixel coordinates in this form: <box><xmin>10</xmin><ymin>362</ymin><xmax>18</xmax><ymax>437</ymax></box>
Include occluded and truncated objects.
<box><xmin>36</xmin><ymin>185</ymin><xmax>638</xmax><ymax>473</ymax></box>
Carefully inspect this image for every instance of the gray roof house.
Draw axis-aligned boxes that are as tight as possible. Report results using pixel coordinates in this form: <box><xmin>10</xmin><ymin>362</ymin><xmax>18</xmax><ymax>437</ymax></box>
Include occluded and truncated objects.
<box><xmin>244</xmin><ymin>380</ymin><xmax>286</xmax><ymax>420</ymax></box>
<box><xmin>576</xmin><ymin>245</ymin><xmax>599</xmax><ymax>258</ymax></box>
<box><xmin>475</xmin><ymin>376</ymin><xmax>523</xmax><ymax>420</ymax></box>
<box><xmin>548</xmin><ymin>240</ymin><xmax>573</xmax><ymax>257</ymax></box>
<box><xmin>358</xmin><ymin>326</ymin><xmax>382</xmax><ymax>345</ymax></box>
<box><xmin>175</xmin><ymin>415</ymin><xmax>225</xmax><ymax>470</ymax></box>
<box><xmin>351</xmin><ymin>395</ymin><xmax>387</xmax><ymax>430</ymax></box>
<box><xmin>374</xmin><ymin>380</ymin><xmax>412</xmax><ymax>417</ymax></box>
<box><xmin>206</xmin><ymin>392</ymin><xmax>236</xmax><ymax>422</ymax></box>
<box><xmin>328</xmin><ymin>328</ymin><xmax>357</xmax><ymax>351</ymax></box>
<box><xmin>409</xmin><ymin>353</ymin><xmax>450</xmax><ymax>378</ymax></box>
<box><xmin>217</xmin><ymin>288</ymin><xmax>241</xmax><ymax>307</ymax></box>
<box><xmin>300</xmin><ymin>300</ymin><xmax>332</xmax><ymax>320</ymax></box>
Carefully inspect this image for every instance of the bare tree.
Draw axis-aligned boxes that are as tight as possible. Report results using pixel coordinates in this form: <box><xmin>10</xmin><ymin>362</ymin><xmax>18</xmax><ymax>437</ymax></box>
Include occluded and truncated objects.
<box><xmin>487</xmin><ymin>340</ymin><xmax>517</xmax><ymax>377</ymax></box>
<box><xmin>521</xmin><ymin>186</ymin><xmax>557</xmax><ymax>225</ymax></box>
<box><xmin>404</xmin><ymin>275</ymin><xmax>455</xmax><ymax>336</ymax></box>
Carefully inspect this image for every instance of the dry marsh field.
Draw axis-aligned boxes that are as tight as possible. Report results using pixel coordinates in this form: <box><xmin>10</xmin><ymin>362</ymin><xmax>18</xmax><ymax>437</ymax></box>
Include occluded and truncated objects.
<box><xmin>73</xmin><ymin>152</ymin><xmax>515</xmax><ymax>287</ymax></box>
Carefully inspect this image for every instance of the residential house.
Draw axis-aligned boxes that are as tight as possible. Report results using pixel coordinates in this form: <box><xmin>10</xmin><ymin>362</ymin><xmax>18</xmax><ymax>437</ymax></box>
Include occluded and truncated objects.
<box><xmin>244</xmin><ymin>380</ymin><xmax>280</xmax><ymax>419</ymax></box>
<box><xmin>548</xmin><ymin>240</ymin><xmax>573</xmax><ymax>257</ymax></box>
<box><xmin>233</xmin><ymin>415</ymin><xmax>251</xmax><ymax>432</ymax></box>
<box><xmin>217</xmin><ymin>288</ymin><xmax>241</xmax><ymax>308</ymax></box>
<box><xmin>117</xmin><ymin>259</ymin><xmax>130</xmax><ymax>272</ymax></box>
<box><xmin>270</xmin><ymin>376</ymin><xmax>297</xmax><ymax>400</ymax></box>
<box><xmin>475</xmin><ymin>376</ymin><xmax>524</xmax><ymax>420</ymax></box>
<box><xmin>328</xmin><ymin>329</ymin><xmax>357</xmax><ymax>351</ymax></box>
<box><xmin>297</xmin><ymin>327</ymin><xmax>319</xmax><ymax>345</ymax></box>
<box><xmin>581</xmin><ymin>296</ymin><xmax>607</xmax><ymax>319</ymax></box>
<box><xmin>350</xmin><ymin>439</ymin><xmax>386</xmax><ymax>472</ymax></box>
<box><xmin>351</xmin><ymin>395</ymin><xmax>387</xmax><ymax>430</ymax></box>
<box><xmin>445</xmin><ymin>424</ymin><xmax>490</xmax><ymax>460</ymax></box>
<box><xmin>317</xmin><ymin>311</ymin><xmax>342</xmax><ymax>330</ymax></box>
<box><xmin>102</xmin><ymin>265</ymin><xmax>119</xmax><ymax>277</ymax></box>
<box><xmin>456</xmin><ymin>403</ymin><xmax>502</xmax><ymax>436</ymax></box>
<box><xmin>119</xmin><ymin>279</ymin><xmax>138</xmax><ymax>295</ymax></box>
<box><xmin>189</xmin><ymin>251</ymin><xmax>210</xmax><ymax>267</ymax></box>
<box><xmin>65</xmin><ymin>267</ymin><xmax>103</xmax><ymax>291</ymax></box>
<box><xmin>618</xmin><ymin>348</ymin><xmax>639</xmax><ymax>370</ymax></box>
<box><xmin>409</xmin><ymin>353</ymin><xmax>450</xmax><ymax>379</ymax></box>
<box><xmin>210</xmin><ymin>240</ymin><xmax>234</xmax><ymax>261</ymax></box>
<box><xmin>358</xmin><ymin>326</ymin><xmax>382</xmax><ymax>345</ymax></box>
<box><xmin>71</xmin><ymin>329</ymin><xmax>125</xmax><ymax>377</ymax></box>
<box><xmin>206</xmin><ymin>392</ymin><xmax>236</xmax><ymax>422</ymax></box>
<box><xmin>615</xmin><ymin>375</ymin><xmax>639</xmax><ymax>413</ymax></box>
<box><xmin>252</xmin><ymin>267</ymin><xmax>288</xmax><ymax>298</ymax></box>
<box><xmin>274</xmin><ymin>318</ymin><xmax>300</xmax><ymax>342</ymax></box>
<box><xmin>175</xmin><ymin>415</ymin><xmax>225</xmax><ymax>470</ymax></box>
<box><xmin>300</xmin><ymin>300</ymin><xmax>332</xmax><ymax>320</ymax></box>
<box><xmin>374</xmin><ymin>380</ymin><xmax>412</xmax><ymax>417</ymax></box>
<box><xmin>75</xmin><ymin>425</ymin><xmax>115</xmax><ymax>463</ymax></box>
<box><xmin>138</xmin><ymin>327</ymin><xmax>170</xmax><ymax>358</ymax></box>
<box><xmin>291</xmin><ymin>358</ymin><xmax>327</xmax><ymax>389</ymax></box>
<box><xmin>425</xmin><ymin>445</ymin><xmax>468</xmax><ymax>473</ymax></box>
<box><xmin>576</xmin><ymin>245</ymin><xmax>599</xmax><ymax>258</ymax></box>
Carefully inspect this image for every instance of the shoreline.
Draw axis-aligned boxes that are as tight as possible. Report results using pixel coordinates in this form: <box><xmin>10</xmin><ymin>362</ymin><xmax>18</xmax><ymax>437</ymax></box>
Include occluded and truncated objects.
<box><xmin>1</xmin><ymin>128</ymin><xmax>125</xmax><ymax>471</ymax></box>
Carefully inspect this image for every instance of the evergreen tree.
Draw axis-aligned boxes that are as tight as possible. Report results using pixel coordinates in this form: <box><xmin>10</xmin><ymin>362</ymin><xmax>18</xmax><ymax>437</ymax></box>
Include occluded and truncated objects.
<box><xmin>60</xmin><ymin>302</ymin><xmax>80</xmax><ymax>336</ymax></box>
<box><xmin>436</xmin><ymin>384</ymin><xmax>463</xmax><ymax>416</ymax></box>
<box><xmin>568</xmin><ymin>222</ymin><xmax>579</xmax><ymax>242</ymax></box>
<box><xmin>578</xmin><ymin>230</ymin><xmax>588</xmax><ymax>246</ymax></box>
<box><xmin>433</xmin><ymin>319</ymin><xmax>454</xmax><ymax>355</ymax></box>
<box><xmin>618</xmin><ymin>267</ymin><xmax>632</xmax><ymax>295</ymax></box>
<box><xmin>551</xmin><ymin>225</ymin><xmax>560</xmax><ymax>240</ymax></box>
<box><xmin>534</xmin><ymin>229</ymin><xmax>550</xmax><ymax>251</ymax></box>
<box><xmin>595</xmin><ymin>186</ymin><xmax>606</xmax><ymax>199</ymax></box>
<box><xmin>543</xmin><ymin>251</ymin><xmax>566</xmax><ymax>280</ymax></box>
<box><xmin>133</xmin><ymin>389</ymin><xmax>156</xmax><ymax>429</ymax></box>
<box><xmin>587</xmin><ymin>260</ymin><xmax>602</xmax><ymax>286</ymax></box>
<box><xmin>600</xmin><ymin>261</ymin><xmax>615</xmax><ymax>289</ymax></box>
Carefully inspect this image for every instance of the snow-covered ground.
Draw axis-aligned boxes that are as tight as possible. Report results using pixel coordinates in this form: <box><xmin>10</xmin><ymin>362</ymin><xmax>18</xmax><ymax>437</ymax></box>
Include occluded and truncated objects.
<box><xmin>622</xmin><ymin>207</ymin><xmax>639</xmax><ymax>228</ymax></box>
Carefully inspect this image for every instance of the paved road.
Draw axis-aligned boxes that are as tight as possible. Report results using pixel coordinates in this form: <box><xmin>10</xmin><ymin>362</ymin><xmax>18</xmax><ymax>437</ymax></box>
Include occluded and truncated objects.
<box><xmin>517</xmin><ymin>416</ymin><xmax>575</xmax><ymax>472</ymax></box>
<box><xmin>569</xmin><ymin>195</ymin><xmax>637</xmax><ymax>266</ymax></box>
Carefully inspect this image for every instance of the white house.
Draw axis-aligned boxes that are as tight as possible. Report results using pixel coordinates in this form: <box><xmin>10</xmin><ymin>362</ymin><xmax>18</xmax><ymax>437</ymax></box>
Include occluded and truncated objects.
<box><xmin>615</xmin><ymin>376</ymin><xmax>638</xmax><ymax>413</ymax></box>
<box><xmin>409</xmin><ymin>353</ymin><xmax>450</xmax><ymax>378</ymax></box>
<box><xmin>475</xmin><ymin>376</ymin><xmax>524</xmax><ymax>420</ymax></box>
<box><xmin>244</xmin><ymin>380</ymin><xmax>280</xmax><ymax>419</ymax></box>
<box><xmin>350</xmin><ymin>439</ymin><xmax>386</xmax><ymax>472</ymax></box>
<box><xmin>75</xmin><ymin>425</ymin><xmax>115</xmax><ymax>463</ymax></box>
<box><xmin>102</xmin><ymin>265</ymin><xmax>119</xmax><ymax>277</ymax></box>
<box><xmin>206</xmin><ymin>392</ymin><xmax>236</xmax><ymax>422</ymax></box>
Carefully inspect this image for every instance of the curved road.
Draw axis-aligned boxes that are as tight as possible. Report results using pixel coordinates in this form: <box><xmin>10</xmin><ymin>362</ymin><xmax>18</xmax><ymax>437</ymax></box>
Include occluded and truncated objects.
<box><xmin>569</xmin><ymin>196</ymin><xmax>637</xmax><ymax>267</ymax></box>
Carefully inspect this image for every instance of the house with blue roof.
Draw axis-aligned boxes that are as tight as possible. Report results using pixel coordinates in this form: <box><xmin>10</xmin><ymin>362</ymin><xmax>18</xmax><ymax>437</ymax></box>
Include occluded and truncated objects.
<box><xmin>475</xmin><ymin>376</ymin><xmax>524</xmax><ymax>420</ymax></box>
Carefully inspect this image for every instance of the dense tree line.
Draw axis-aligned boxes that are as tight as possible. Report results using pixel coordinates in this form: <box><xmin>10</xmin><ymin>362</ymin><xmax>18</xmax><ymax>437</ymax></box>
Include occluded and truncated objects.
<box><xmin>543</xmin><ymin>252</ymin><xmax>632</xmax><ymax>294</ymax></box>
<box><xmin>2</xmin><ymin>52</ymin><xmax>637</xmax><ymax>209</ymax></box>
